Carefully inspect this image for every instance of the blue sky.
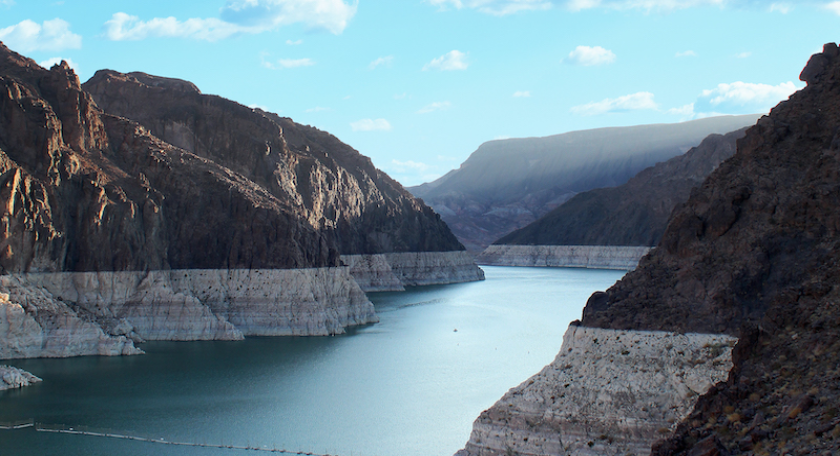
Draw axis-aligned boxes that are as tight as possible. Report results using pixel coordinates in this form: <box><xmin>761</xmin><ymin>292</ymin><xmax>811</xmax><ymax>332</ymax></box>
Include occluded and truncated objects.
<box><xmin>0</xmin><ymin>0</ymin><xmax>837</xmax><ymax>186</ymax></box>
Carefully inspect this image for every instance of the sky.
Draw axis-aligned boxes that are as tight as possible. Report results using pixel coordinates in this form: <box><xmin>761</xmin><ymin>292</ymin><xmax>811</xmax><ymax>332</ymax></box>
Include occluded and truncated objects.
<box><xmin>0</xmin><ymin>1</ymin><xmax>837</xmax><ymax>186</ymax></box>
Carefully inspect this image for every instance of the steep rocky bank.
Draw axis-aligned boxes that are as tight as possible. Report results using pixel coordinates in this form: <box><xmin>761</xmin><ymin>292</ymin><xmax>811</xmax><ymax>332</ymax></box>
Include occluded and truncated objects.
<box><xmin>343</xmin><ymin>251</ymin><xmax>484</xmax><ymax>292</ymax></box>
<box><xmin>457</xmin><ymin>326</ymin><xmax>735</xmax><ymax>456</ymax></box>
<box><xmin>475</xmin><ymin>245</ymin><xmax>651</xmax><ymax>270</ymax></box>
<box><xmin>494</xmin><ymin>129</ymin><xmax>745</xmax><ymax>248</ymax></box>
<box><xmin>410</xmin><ymin>116</ymin><xmax>759</xmax><ymax>251</ymax></box>
<box><xmin>460</xmin><ymin>43</ymin><xmax>840</xmax><ymax>456</ymax></box>
<box><xmin>0</xmin><ymin>42</ymin><xmax>479</xmax><ymax>360</ymax></box>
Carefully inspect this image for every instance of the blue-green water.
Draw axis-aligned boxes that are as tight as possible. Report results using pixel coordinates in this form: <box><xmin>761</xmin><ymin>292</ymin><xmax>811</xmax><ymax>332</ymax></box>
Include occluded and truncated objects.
<box><xmin>0</xmin><ymin>266</ymin><xmax>624</xmax><ymax>456</ymax></box>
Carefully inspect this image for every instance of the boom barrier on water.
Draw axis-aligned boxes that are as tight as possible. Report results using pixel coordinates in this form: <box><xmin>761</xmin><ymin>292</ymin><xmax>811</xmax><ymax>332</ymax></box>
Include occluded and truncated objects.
<box><xmin>0</xmin><ymin>421</ymin><xmax>342</xmax><ymax>455</ymax></box>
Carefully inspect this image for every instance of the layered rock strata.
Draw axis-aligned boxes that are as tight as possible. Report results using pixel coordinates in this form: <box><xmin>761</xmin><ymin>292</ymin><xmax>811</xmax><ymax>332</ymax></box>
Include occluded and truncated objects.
<box><xmin>0</xmin><ymin>365</ymin><xmax>41</xmax><ymax>390</ymax></box>
<box><xmin>342</xmin><ymin>251</ymin><xmax>485</xmax><ymax>292</ymax></box>
<box><xmin>457</xmin><ymin>326</ymin><xmax>736</xmax><ymax>456</ymax></box>
<box><xmin>475</xmin><ymin>245</ymin><xmax>651</xmax><ymax>270</ymax></box>
<box><xmin>463</xmin><ymin>43</ymin><xmax>840</xmax><ymax>456</ymax></box>
<box><xmin>0</xmin><ymin>42</ymin><xmax>477</xmax><ymax>359</ymax></box>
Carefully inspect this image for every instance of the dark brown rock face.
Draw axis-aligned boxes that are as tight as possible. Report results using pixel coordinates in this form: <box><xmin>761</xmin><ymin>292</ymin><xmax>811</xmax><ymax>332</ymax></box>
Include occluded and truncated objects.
<box><xmin>582</xmin><ymin>43</ymin><xmax>840</xmax><ymax>455</ymax></box>
<box><xmin>0</xmin><ymin>42</ymin><xmax>462</xmax><ymax>274</ymax></box>
<box><xmin>495</xmin><ymin>128</ymin><xmax>746</xmax><ymax>247</ymax></box>
<box><xmin>0</xmin><ymin>44</ymin><xmax>338</xmax><ymax>272</ymax></box>
<box><xmin>82</xmin><ymin>70</ymin><xmax>462</xmax><ymax>256</ymax></box>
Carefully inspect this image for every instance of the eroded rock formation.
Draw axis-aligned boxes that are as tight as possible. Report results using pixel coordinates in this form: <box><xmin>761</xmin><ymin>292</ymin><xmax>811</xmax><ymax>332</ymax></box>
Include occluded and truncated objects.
<box><xmin>460</xmin><ymin>43</ymin><xmax>840</xmax><ymax>456</ymax></box>
<box><xmin>457</xmin><ymin>326</ymin><xmax>735</xmax><ymax>456</ymax></box>
<box><xmin>475</xmin><ymin>245</ymin><xmax>651</xmax><ymax>270</ymax></box>
<box><xmin>0</xmin><ymin>364</ymin><xmax>41</xmax><ymax>390</ymax></box>
<box><xmin>0</xmin><ymin>42</ymin><xmax>479</xmax><ymax>360</ymax></box>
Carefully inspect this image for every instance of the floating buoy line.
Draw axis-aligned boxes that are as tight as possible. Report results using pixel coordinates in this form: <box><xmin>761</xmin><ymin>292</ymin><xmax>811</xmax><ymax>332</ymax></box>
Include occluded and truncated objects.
<box><xmin>0</xmin><ymin>420</ymin><xmax>342</xmax><ymax>455</ymax></box>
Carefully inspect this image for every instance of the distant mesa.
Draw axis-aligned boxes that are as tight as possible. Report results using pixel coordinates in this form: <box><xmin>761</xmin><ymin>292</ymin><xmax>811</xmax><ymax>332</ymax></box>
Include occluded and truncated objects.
<box><xmin>409</xmin><ymin>115</ymin><xmax>760</xmax><ymax>252</ymax></box>
<box><xmin>477</xmin><ymin>127</ymin><xmax>748</xmax><ymax>269</ymax></box>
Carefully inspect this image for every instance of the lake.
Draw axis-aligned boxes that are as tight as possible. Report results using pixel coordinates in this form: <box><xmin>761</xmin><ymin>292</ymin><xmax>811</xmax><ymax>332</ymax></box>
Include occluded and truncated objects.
<box><xmin>0</xmin><ymin>266</ymin><xmax>625</xmax><ymax>456</ymax></box>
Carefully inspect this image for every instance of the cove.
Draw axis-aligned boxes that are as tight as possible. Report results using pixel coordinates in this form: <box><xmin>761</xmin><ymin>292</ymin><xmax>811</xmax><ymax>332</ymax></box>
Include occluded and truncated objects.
<box><xmin>0</xmin><ymin>266</ymin><xmax>625</xmax><ymax>456</ymax></box>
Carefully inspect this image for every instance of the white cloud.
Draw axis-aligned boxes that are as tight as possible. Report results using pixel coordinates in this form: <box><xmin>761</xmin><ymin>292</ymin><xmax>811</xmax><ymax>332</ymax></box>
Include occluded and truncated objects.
<box><xmin>369</xmin><ymin>55</ymin><xmax>394</xmax><ymax>70</ymax></box>
<box><xmin>104</xmin><ymin>13</ymin><xmax>246</xmax><ymax>41</ymax></box>
<box><xmin>276</xmin><ymin>58</ymin><xmax>315</xmax><ymax>68</ymax></box>
<box><xmin>0</xmin><ymin>19</ymin><xmax>81</xmax><ymax>52</ymax></box>
<box><xmin>826</xmin><ymin>1</ymin><xmax>840</xmax><ymax>14</ymax></box>
<box><xmin>571</xmin><ymin>91</ymin><xmax>658</xmax><ymax>116</ymax></box>
<box><xmin>286</xmin><ymin>39</ymin><xmax>303</xmax><ymax>45</ymax></box>
<box><xmin>675</xmin><ymin>50</ymin><xmax>697</xmax><ymax>57</ymax></box>
<box><xmin>423</xmin><ymin>50</ymin><xmax>468</xmax><ymax>71</ymax></box>
<box><xmin>105</xmin><ymin>0</ymin><xmax>357</xmax><ymax>42</ymax></box>
<box><xmin>566</xmin><ymin>45</ymin><xmax>616</xmax><ymax>66</ymax></box>
<box><xmin>221</xmin><ymin>0</ymin><xmax>358</xmax><ymax>34</ymax></box>
<box><xmin>427</xmin><ymin>0</ymin><xmax>552</xmax><ymax>15</ymax></box>
<box><xmin>418</xmin><ymin>101</ymin><xmax>452</xmax><ymax>113</ymax></box>
<box><xmin>735</xmin><ymin>51</ymin><xmax>751</xmax><ymax>58</ymax></box>
<box><xmin>565</xmin><ymin>0</ymin><xmax>733</xmax><ymax>11</ymax></box>
<box><xmin>700</xmin><ymin>81</ymin><xmax>798</xmax><ymax>107</ymax></box>
<box><xmin>513</xmin><ymin>91</ymin><xmax>531</xmax><ymax>97</ymax></box>
<box><xmin>390</xmin><ymin>159</ymin><xmax>430</xmax><ymax>172</ymax></box>
<box><xmin>249</xmin><ymin>103</ymin><xmax>271</xmax><ymax>111</ymax></box>
<box><xmin>305</xmin><ymin>106</ymin><xmax>331</xmax><ymax>112</ymax></box>
<box><xmin>1</xmin><ymin>0</ymin><xmax>15</xmax><ymax>6</ymax></box>
<box><xmin>350</xmin><ymin>118</ymin><xmax>392</xmax><ymax>131</ymax></box>
<box><xmin>667</xmin><ymin>103</ymin><xmax>695</xmax><ymax>117</ymax></box>
<box><xmin>38</xmin><ymin>57</ymin><xmax>79</xmax><ymax>73</ymax></box>
<box><xmin>768</xmin><ymin>3</ymin><xmax>792</xmax><ymax>13</ymax></box>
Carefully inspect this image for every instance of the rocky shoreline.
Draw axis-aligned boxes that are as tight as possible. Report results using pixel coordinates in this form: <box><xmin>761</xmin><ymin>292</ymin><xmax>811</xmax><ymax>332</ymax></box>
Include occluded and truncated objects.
<box><xmin>456</xmin><ymin>325</ymin><xmax>736</xmax><ymax>456</ymax></box>
<box><xmin>0</xmin><ymin>365</ymin><xmax>41</xmax><ymax>391</ymax></box>
<box><xmin>344</xmin><ymin>251</ymin><xmax>485</xmax><ymax>292</ymax></box>
<box><xmin>476</xmin><ymin>245</ymin><xmax>651</xmax><ymax>270</ymax></box>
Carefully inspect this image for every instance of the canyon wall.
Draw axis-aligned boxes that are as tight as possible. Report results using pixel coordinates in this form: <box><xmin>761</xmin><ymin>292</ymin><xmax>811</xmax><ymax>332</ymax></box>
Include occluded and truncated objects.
<box><xmin>460</xmin><ymin>43</ymin><xmax>840</xmax><ymax>456</ymax></box>
<box><xmin>457</xmin><ymin>326</ymin><xmax>735</xmax><ymax>456</ymax></box>
<box><xmin>0</xmin><ymin>42</ymin><xmax>480</xmax><ymax>361</ymax></box>
<box><xmin>343</xmin><ymin>251</ymin><xmax>485</xmax><ymax>292</ymax></box>
<box><xmin>475</xmin><ymin>245</ymin><xmax>651</xmax><ymax>270</ymax></box>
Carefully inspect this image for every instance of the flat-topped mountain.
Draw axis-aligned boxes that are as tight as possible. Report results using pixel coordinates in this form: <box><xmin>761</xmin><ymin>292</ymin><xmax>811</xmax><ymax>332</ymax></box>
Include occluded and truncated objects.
<box><xmin>410</xmin><ymin>115</ymin><xmax>760</xmax><ymax>251</ymax></box>
<box><xmin>493</xmin><ymin>128</ymin><xmax>746</xmax><ymax>247</ymax></box>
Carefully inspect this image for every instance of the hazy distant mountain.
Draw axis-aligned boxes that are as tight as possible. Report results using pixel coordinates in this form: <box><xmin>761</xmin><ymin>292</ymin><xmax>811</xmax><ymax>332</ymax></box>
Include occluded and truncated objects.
<box><xmin>494</xmin><ymin>128</ymin><xmax>748</xmax><ymax>247</ymax></box>
<box><xmin>409</xmin><ymin>115</ymin><xmax>761</xmax><ymax>251</ymax></box>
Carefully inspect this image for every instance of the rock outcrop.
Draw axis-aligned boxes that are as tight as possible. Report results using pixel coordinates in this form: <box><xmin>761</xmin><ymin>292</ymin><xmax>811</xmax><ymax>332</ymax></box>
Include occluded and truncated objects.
<box><xmin>82</xmin><ymin>69</ymin><xmax>465</xmax><ymax>257</ymax></box>
<box><xmin>0</xmin><ymin>42</ymin><xmax>478</xmax><ymax>360</ymax></box>
<box><xmin>410</xmin><ymin>116</ymin><xmax>760</xmax><ymax>251</ymax></box>
<box><xmin>460</xmin><ymin>43</ymin><xmax>840</xmax><ymax>456</ymax></box>
<box><xmin>457</xmin><ymin>326</ymin><xmax>735</xmax><ymax>456</ymax></box>
<box><xmin>0</xmin><ymin>365</ymin><xmax>41</xmax><ymax>390</ymax></box>
<box><xmin>494</xmin><ymin>129</ymin><xmax>746</xmax><ymax>248</ymax></box>
<box><xmin>475</xmin><ymin>245</ymin><xmax>651</xmax><ymax>270</ymax></box>
<box><xmin>342</xmin><ymin>251</ymin><xmax>484</xmax><ymax>292</ymax></box>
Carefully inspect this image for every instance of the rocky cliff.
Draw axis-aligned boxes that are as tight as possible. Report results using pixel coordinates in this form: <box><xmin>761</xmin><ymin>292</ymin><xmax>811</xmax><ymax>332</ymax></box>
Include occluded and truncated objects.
<box><xmin>410</xmin><ymin>116</ymin><xmax>760</xmax><ymax>251</ymax></box>
<box><xmin>0</xmin><ymin>42</ymin><xmax>479</xmax><ymax>360</ymax></box>
<box><xmin>82</xmin><ymin>69</ymin><xmax>463</xmax><ymax>257</ymax></box>
<box><xmin>476</xmin><ymin>245</ymin><xmax>651</xmax><ymax>270</ymax></box>
<box><xmin>459</xmin><ymin>43</ymin><xmax>840</xmax><ymax>456</ymax></box>
<box><xmin>494</xmin><ymin>129</ymin><xmax>746</xmax><ymax>248</ymax></box>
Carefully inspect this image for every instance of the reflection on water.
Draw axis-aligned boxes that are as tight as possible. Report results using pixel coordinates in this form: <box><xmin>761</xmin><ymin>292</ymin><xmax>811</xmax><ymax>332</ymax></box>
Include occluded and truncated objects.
<box><xmin>0</xmin><ymin>266</ymin><xmax>624</xmax><ymax>456</ymax></box>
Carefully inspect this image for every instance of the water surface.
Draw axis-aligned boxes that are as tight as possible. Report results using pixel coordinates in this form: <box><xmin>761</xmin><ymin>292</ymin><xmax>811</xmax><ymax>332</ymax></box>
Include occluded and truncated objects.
<box><xmin>0</xmin><ymin>266</ymin><xmax>624</xmax><ymax>456</ymax></box>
